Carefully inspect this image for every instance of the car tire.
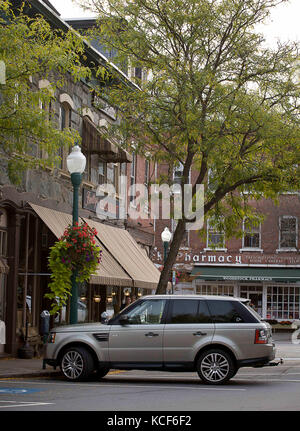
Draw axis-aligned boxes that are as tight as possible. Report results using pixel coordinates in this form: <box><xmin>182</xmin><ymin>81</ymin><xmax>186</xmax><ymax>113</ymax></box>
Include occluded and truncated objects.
<box><xmin>196</xmin><ymin>348</ymin><xmax>236</xmax><ymax>385</ymax></box>
<box><xmin>60</xmin><ymin>346</ymin><xmax>95</xmax><ymax>381</ymax></box>
<box><xmin>96</xmin><ymin>367</ymin><xmax>110</xmax><ymax>379</ymax></box>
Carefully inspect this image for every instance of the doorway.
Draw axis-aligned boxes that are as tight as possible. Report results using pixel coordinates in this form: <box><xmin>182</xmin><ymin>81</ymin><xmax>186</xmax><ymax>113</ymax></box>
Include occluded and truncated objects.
<box><xmin>239</xmin><ymin>285</ymin><xmax>263</xmax><ymax>316</ymax></box>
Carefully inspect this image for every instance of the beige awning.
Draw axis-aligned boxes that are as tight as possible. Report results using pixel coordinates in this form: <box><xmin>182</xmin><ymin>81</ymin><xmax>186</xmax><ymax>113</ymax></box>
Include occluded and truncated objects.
<box><xmin>82</xmin><ymin>218</ymin><xmax>161</xmax><ymax>290</ymax></box>
<box><xmin>29</xmin><ymin>203</ymin><xmax>132</xmax><ymax>286</ymax></box>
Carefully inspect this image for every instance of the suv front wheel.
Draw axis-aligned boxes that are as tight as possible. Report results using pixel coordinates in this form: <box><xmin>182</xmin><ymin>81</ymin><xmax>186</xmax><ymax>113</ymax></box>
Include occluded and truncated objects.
<box><xmin>196</xmin><ymin>348</ymin><xmax>236</xmax><ymax>385</ymax></box>
<box><xmin>60</xmin><ymin>346</ymin><xmax>95</xmax><ymax>381</ymax></box>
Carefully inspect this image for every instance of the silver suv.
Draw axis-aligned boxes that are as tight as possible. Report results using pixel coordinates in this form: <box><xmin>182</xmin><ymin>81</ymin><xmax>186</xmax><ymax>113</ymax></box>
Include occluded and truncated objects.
<box><xmin>44</xmin><ymin>295</ymin><xmax>279</xmax><ymax>385</ymax></box>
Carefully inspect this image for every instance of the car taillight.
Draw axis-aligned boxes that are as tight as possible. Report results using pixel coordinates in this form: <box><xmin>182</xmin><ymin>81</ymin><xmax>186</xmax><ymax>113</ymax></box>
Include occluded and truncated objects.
<box><xmin>255</xmin><ymin>329</ymin><xmax>268</xmax><ymax>344</ymax></box>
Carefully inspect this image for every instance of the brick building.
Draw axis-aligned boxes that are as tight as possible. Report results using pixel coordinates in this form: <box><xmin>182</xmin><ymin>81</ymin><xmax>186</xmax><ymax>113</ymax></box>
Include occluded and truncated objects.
<box><xmin>151</xmin><ymin>161</ymin><xmax>300</xmax><ymax>324</ymax></box>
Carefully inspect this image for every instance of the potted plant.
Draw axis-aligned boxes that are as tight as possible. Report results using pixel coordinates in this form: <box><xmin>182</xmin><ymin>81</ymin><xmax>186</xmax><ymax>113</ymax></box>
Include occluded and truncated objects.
<box><xmin>45</xmin><ymin>222</ymin><xmax>102</xmax><ymax>315</ymax></box>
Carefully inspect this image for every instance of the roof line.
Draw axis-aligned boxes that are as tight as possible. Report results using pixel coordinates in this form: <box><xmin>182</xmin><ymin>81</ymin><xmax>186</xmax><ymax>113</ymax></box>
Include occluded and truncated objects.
<box><xmin>30</xmin><ymin>0</ymin><xmax>140</xmax><ymax>90</ymax></box>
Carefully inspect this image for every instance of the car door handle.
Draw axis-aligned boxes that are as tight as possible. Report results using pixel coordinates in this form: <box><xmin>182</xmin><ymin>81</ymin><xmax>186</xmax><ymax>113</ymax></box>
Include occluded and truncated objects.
<box><xmin>193</xmin><ymin>331</ymin><xmax>207</xmax><ymax>336</ymax></box>
<box><xmin>145</xmin><ymin>332</ymin><xmax>159</xmax><ymax>337</ymax></box>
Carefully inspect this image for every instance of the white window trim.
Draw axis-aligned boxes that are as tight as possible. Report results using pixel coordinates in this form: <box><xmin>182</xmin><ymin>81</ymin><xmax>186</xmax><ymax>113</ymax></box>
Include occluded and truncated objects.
<box><xmin>171</xmin><ymin>219</ymin><xmax>190</xmax><ymax>248</ymax></box>
<box><xmin>144</xmin><ymin>159</ymin><xmax>150</xmax><ymax>187</ymax></box>
<box><xmin>240</xmin><ymin>217</ymin><xmax>263</xmax><ymax>252</ymax></box>
<box><xmin>276</xmin><ymin>248</ymin><xmax>298</xmax><ymax>253</ymax></box>
<box><xmin>203</xmin><ymin>247</ymin><xmax>228</xmax><ymax>252</ymax></box>
<box><xmin>129</xmin><ymin>153</ymin><xmax>137</xmax><ymax>208</ymax></box>
<box><xmin>278</xmin><ymin>215</ymin><xmax>298</xmax><ymax>251</ymax></box>
<box><xmin>206</xmin><ymin>219</ymin><xmax>226</xmax><ymax>250</ymax></box>
<box><xmin>173</xmin><ymin>162</ymin><xmax>191</xmax><ymax>193</ymax></box>
<box><xmin>240</xmin><ymin>247</ymin><xmax>264</xmax><ymax>253</ymax></box>
<box><xmin>59</xmin><ymin>93</ymin><xmax>75</xmax><ymax>110</ymax></box>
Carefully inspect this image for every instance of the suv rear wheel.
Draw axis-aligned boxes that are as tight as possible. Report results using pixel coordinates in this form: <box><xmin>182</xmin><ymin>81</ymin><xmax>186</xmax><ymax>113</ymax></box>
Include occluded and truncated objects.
<box><xmin>60</xmin><ymin>346</ymin><xmax>95</xmax><ymax>381</ymax></box>
<box><xmin>196</xmin><ymin>349</ymin><xmax>236</xmax><ymax>385</ymax></box>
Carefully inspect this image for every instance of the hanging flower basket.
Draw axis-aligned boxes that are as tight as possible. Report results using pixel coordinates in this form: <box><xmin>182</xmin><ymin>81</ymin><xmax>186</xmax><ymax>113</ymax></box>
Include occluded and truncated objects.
<box><xmin>45</xmin><ymin>222</ymin><xmax>102</xmax><ymax>315</ymax></box>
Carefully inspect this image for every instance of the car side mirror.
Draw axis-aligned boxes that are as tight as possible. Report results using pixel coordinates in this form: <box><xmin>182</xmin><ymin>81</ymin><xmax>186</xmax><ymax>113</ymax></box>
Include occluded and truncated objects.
<box><xmin>119</xmin><ymin>314</ymin><xmax>129</xmax><ymax>326</ymax></box>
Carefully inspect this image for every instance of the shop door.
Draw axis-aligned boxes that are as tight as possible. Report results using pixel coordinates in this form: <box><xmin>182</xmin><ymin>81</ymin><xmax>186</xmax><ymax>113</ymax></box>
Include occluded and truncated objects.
<box><xmin>240</xmin><ymin>286</ymin><xmax>263</xmax><ymax>317</ymax></box>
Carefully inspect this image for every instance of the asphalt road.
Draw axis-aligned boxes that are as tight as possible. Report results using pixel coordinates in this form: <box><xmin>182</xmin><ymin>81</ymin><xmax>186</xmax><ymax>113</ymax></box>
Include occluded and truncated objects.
<box><xmin>0</xmin><ymin>365</ymin><xmax>300</xmax><ymax>413</ymax></box>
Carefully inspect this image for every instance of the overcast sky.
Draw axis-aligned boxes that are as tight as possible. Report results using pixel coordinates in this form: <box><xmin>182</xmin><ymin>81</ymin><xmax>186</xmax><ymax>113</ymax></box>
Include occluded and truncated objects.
<box><xmin>50</xmin><ymin>0</ymin><xmax>300</xmax><ymax>46</ymax></box>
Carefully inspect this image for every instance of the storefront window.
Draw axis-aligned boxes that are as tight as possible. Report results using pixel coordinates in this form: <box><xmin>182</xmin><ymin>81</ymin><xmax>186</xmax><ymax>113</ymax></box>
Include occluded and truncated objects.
<box><xmin>267</xmin><ymin>285</ymin><xmax>299</xmax><ymax>320</ymax></box>
<box><xmin>240</xmin><ymin>285</ymin><xmax>263</xmax><ymax>316</ymax></box>
<box><xmin>196</xmin><ymin>284</ymin><xmax>234</xmax><ymax>296</ymax></box>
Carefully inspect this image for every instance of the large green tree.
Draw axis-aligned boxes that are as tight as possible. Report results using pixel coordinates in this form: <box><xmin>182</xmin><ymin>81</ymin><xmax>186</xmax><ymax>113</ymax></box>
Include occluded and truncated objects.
<box><xmin>0</xmin><ymin>0</ymin><xmax>90</xmax><ymax>183</ymax></box>
<box><xmin>81</xmin><ymin>0</ymin><xmax>300</xmax><ymax>293</ymax></box>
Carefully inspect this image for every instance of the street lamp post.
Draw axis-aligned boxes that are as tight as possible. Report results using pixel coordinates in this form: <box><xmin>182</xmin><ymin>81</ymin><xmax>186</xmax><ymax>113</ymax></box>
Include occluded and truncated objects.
<box><xmin>161</xmin><ymin>227</ymin><xmax>172</xmax><ymax>293</ymax></box>
<box><xmin>67</xmin><ymin>145</ymin><xmax>86</xmax><ymax>324</ymax></box>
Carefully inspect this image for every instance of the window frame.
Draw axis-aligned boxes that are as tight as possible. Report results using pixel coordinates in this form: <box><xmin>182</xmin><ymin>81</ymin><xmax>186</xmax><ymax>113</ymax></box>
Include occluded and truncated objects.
<box><xmin>129</xmin><ymin>153</ymin><xmax>137</xmax><ymax>206</ymax></box>
<box><xmin>171</xmin><ymin>219</ymin><xmax>189</xmax><ymax>248</ymax></box>
<box><xmin>277</xmin><ymin>216</ymin><xmax>298</xmax><ymax>252</ymax></box>
<box><xmin>111</xmin><ymin>298</ymin><xmax>168</xmax><ymax>325</ymax></box>
<box><xmin>0</xmin><ymin>228</ymin><xmax>7</xmax><ymax>257</ymax></box>
<box><xmin>206</xmin><ymin>299</ymin><xmax>259</xmax><ymax>324</ymax></box>
<box><xmin>172</xmin><ymin>162</ymin><xmax>191</xmax><ymax>193</ymax></box>
<box><xmin>58</xmin><ymin>102</ymin><xmax>72</xmax><ymax>171</ymax></box>
<box><xmin>266</xmin><ymin>285</ymin><xmax>300</xmax><ymax>320</ymax></box>
<box><xmin>205</xmin><ymin>219</ymin><xmax>227</xmax><ymax>251</ymax></box>
<box><xmin>166</xmin><ymin>299</ymin><xmax>213</xmax><ymax>324</ymax></box>
<box><xmin>241</xmin><ymin>217</ymin><xmax>262</xmax><ymax>252</ymax></box>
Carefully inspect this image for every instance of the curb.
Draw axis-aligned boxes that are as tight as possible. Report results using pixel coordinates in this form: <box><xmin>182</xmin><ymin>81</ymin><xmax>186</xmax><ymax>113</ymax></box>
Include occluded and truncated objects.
<box><xmin>0</xmin><ymin>370</ymin><xmax>61</xmax><ymax>379</ymax></box>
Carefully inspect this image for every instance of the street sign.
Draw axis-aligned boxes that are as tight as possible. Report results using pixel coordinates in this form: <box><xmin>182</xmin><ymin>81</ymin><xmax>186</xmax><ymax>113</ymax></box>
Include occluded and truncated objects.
<box><xmin>172</xmin><ymin>270</ymin><xmax>176</xmax><ymax>286</ymax></box>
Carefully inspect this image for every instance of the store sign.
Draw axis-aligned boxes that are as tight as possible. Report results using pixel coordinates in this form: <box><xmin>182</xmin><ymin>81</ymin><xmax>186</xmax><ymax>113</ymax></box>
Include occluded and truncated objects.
<box><xmin>222</xmin><ymin>276</ymin><xmax>273</xmax><ymax>281</ymax></box>
<box><xmin>151</xmin><ymin>249</ymin><xmax>300</xmax><ymax>267</ymax></box>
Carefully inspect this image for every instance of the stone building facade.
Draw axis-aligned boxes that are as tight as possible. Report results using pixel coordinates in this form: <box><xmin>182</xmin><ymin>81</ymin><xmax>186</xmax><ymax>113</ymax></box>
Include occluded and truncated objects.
<box><xmin>0</xmin><ymin>0</ymin><xmax>159</xmax><ymax>355</ymax></box>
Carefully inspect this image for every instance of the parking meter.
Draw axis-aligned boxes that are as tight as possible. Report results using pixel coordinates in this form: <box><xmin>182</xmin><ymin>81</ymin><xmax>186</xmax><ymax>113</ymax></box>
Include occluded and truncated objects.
<box><xmin>40</xmin><ymin>310</ymin><xmax>50</xmax><ymax>340</ymax></box>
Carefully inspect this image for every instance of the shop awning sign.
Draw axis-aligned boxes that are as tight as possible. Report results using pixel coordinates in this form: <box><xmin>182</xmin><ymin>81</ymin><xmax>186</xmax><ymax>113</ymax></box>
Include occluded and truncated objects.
<box><xmin>191</xmin><ymin>266</ymin><xmax>300</xmax><ymax>282</ymax></box>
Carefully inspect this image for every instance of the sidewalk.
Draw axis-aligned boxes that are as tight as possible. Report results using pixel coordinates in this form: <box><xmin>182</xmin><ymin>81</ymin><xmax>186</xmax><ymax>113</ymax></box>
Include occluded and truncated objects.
<box><xmin>1</xmin><ymin>339</ymin><xmax>300</xmax><ymax>379</ymax></box>
<box><xmin>0</xmin><ymin>357</ymin><xmax>61</xmax><ymax>379</ymax></box>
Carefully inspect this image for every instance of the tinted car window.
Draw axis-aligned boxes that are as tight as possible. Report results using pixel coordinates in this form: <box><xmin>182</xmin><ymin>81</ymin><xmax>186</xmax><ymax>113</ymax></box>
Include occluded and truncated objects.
<box><xmin>207</xmin><ymin>300</ymin><xmax>259</xmax><ymax>323</ymax></box>
<box><xmin>232</xmin><ymin>301</ymin><xmax>260</xmax><ymax>323</ymax></box>
<box><xmin>199</xmin><ymin>301</ymin><xmax>213</xmax><ymax>323</ymax></box>
<box><xmin>125</xmin><ymin>299</ymin><xmax>167</xmax><ymax>325</ymax></box>
<box><xmin>168</xmin><ymin>299</ymin><xmax>212</xmax><ymax>324</ymax></box>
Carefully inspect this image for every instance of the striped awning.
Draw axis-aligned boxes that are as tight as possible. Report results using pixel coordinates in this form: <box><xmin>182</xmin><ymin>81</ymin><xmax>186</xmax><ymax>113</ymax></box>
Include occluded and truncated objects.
<box><xmin>82</xmin><ymin>218</ymin><xmax>160</xmax><ymax>290</ymax></box>
<box><xmin>29</xmin><ymin>203</ymin><xmax>132</xmax><ymax>286</ymax></box>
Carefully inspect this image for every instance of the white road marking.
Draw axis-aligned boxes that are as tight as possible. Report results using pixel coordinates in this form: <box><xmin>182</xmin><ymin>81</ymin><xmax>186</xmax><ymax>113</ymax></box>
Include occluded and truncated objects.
<box><xmin>234</xmin><ymin>378</ymin><xmax>300</xmax><ymax>383</ymax></box>
<box><xmin>0</xmin><ymin>379</ymin><xmax>246</xmax><ymax>391</ymax></box>
<box><xmin>0</xmin><ymin>401</ymin><xmax>54</xmax><ymax>409</ymax></box>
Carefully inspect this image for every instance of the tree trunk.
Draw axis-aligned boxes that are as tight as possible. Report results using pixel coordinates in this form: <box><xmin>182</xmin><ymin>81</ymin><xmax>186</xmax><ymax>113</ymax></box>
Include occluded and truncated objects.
<box><xmin>156</xmin><ymin>219</ymin><xmax>186</xmax><ymax>294</ymax></box>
